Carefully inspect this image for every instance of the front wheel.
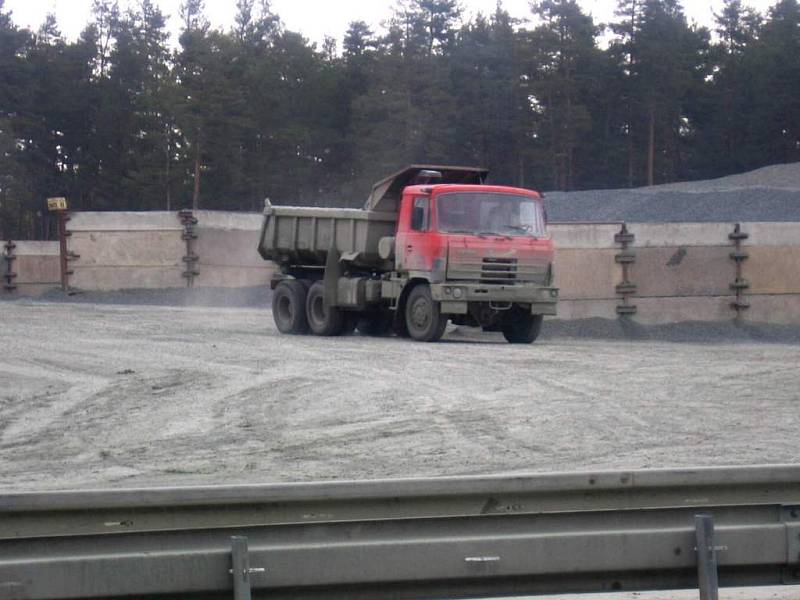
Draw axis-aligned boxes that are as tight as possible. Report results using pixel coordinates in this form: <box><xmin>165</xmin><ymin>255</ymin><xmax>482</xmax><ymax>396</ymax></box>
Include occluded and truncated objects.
<box><xmin>501</xmin><ymin>308</ymin><xmax>543</xmax><ymax>344</ymax></box>
<box><xmin>405</xmin><ymin>284</ymin><xmax>448</xmax><ymax>342</ymax></box>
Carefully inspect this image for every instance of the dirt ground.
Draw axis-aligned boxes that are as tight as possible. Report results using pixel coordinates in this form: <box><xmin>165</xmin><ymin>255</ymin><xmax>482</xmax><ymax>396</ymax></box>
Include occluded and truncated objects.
<box><xmin>1</xmin><ymin>300</ymin><xmax>799</xmax><ymax>492</ymax></box>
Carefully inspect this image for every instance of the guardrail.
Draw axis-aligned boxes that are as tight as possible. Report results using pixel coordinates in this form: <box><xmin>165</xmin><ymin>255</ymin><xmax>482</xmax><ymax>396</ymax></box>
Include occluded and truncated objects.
<box><xmin>1</xmin><ymin>465</ymin><xmax>799</xmax><ymax>599</ymax></box>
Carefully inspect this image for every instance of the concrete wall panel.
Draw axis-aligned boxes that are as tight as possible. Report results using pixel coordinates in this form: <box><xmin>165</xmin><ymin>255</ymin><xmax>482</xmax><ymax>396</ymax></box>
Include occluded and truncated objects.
<box><xmin>633</xmin><ymin>296</ymin><xmax>733</xmax><ymax>324</ymax></box>
<box><xmin>193</xmin><ymin>226</ymin><xmax>274</xmax><ymax>288</ymax></box>
<box><xmin>745</xmin><ymin>247</ymin><xmax>800</xmax><ymax>295</ymax></box>
<box><xmin>194</xmin><ymin>210</ymin><xmax>262</xmax><ymax>230</ymax></box>
<box><xmin>69</xmin><ymin>231</ymin><xmax>184</xmax><ymax>268</ymax></box>
<box><xmin>742</xmin><ymin>222</ymin><xmax>800</xmax><ymax>246</ymax></box>
<box><xmin>630</xmin><ymin>223</ymin><xmax>734</xmax><ymax>248</ymax></box>
<box><xmin>549</xmin><ymin>224</ymin><xmax>622</xmax><ymax>249</ymax></box>
<box><xmin>553</xmin><ymin>299</ymin><xmax>618</xmax><ymax>320</ymax></box>
<box><xmin>194</xmin><ymin>229</ymin><xmax>265</xmax><ymax>268</ymax></box>
<box><xmin>69</xmin><ymin>267</ymin><xmax>184</xmax><ymax>291</ymax></box>
<box><xmin>13</xmin><ymin>283</ymin><xmax>59</xmax><ymax>296</ymax></box>
<box><xmin>13</xmin><ymin>241</ymin><xmax>60</xmax><ymax>256</ymax></box>
<box><xmin>69</xmin><ymin>211</ymin><xmax>181</xmax><ymax>232</ymax></box>
<box><xmin>14</xmin><ymin>255</ymin><xmax>61</xmax><ymax>284</ymax></box>
<box><xmin>631</xmin><ymin>246</ymin><xmax>733</xmax><ymax>297</ymax></box>
<box><xmin>3</xmin><ymin>241</ymin><xmax>60</xmax><ymax>297</ymax></box>
<box><xmin>193</xmin><ymin>265</ymin><xmax>275</xmax><ymax>288</ymax></box>
<box><xmin>743</xmin><ymin>295</ymin><xmax>800</xmax><ymax>324</ymax></box>
<box><xmin>553</xmin><ymin>248</ymin><xmax>620</xmax><ymax>299</ymax></box>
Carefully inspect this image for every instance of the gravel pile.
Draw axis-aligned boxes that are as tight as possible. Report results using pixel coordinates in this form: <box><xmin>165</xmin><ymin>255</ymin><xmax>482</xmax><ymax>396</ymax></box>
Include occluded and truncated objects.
<box><xmin>36</xmin><ymin>286</ymin><xmax>273</xmax><ymax>308</ymax></box>
<box><xmin>545</xmin><ymin>162</ymin><xmax>800</xmax><ymax>222</ymax></box>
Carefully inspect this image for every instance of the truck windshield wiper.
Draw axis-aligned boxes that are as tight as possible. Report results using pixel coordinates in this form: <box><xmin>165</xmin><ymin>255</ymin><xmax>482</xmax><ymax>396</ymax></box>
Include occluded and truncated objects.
<box><xmin>502</xmin><ymin>224</ymin><xmax>537</xmax><ymax>236</ymax></box>
<box><xmin>446</xmin><ymin>229</ymin><xmax>486</xmax><ymax>238</ymax></box>
<box><xmin>478</xmin><ymin>231</ymin><xmax>512</xmax><ymax>239</ymax></box>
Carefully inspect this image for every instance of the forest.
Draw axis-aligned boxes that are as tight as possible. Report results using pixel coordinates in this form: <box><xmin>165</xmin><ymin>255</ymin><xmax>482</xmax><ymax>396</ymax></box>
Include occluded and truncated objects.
<box><xmin>1</xmin><ymin>0</ymin><xmax>799</xmax><ymax>239</ymax></box>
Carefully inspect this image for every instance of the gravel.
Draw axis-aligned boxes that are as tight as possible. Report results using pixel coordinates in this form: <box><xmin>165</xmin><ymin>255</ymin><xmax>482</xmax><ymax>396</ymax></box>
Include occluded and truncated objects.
<box><xmin>545</xmin><ymin>162</ymin><xmax>800</xmax><ymax>222</ymax></box>
<box><xmin>2</xmin><ymin>300</ymin><xmax>799</xmax><ymax>493</ymax></box>
<box><xmin>37</xmin><ymin>285</ymin><xmax>274</xmax><ymax>308</ymax></box>
<box><xmin>23</xmin><ymin>288</ymin><xmax>800</xmax><ymax>344</ymax></box>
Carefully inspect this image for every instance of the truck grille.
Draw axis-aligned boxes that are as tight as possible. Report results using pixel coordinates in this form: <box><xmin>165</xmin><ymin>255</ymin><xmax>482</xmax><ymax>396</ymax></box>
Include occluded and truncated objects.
<box><xmin>481</xmin><ymin>258</ymin><xmax>517</xmax><ymax>282</ymax></box>
<box><xmin>447</xmin><ymin>255</ymin><xmax>548</xmax><ymax>284</ymax></box>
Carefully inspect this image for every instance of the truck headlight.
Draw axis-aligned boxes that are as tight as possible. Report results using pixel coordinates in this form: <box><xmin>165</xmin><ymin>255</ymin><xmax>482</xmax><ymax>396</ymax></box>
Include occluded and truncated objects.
<box><xmin>453</xmin><ymin>287</ymin><xmax>464</xmax><ymax>299</ymax></box>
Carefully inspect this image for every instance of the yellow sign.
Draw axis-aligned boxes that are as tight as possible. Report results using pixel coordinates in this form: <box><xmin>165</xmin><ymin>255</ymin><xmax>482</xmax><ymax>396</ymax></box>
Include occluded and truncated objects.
<box><xmin>47</xmin><ymin>197</ymin><xmax>68</xmax><ymax>211</ymax></box>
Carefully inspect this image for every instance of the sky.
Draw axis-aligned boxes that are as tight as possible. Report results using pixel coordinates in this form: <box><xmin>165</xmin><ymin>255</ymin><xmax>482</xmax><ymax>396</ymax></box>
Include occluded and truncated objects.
<box><xmin>3</xmin><ymin>0</ymin><xmax>779</xmax><ymax>48</ymax></box>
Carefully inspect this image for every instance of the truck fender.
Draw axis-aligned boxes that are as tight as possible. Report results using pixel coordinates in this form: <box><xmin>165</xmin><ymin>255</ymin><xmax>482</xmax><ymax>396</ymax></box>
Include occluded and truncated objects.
<box><xmin>395</xmin><ymin>278</ymin><xmax>428</xmax><ymax>313</ymax></box>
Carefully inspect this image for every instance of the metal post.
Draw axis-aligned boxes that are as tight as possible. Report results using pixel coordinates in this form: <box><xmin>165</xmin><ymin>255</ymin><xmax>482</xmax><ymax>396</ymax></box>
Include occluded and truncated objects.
<box><xmin>231</xmin><ymin>536</ymin><xmax>252</xmax><ymax>600</ymax></box>
<box><xmin>3</xmin><ymin>240</ymin><xmax>17</xmax><ymax>292</ymax></box>
<box><xmin>58</xmin><ymin>210</ymin><xmax>69</xmax><ymax>292</ymax></box>
<box><xmin>729</xmin><ymin>223</ymin><xmax>750</xmax><ymax>316</ymax></box>
<box><xmin>179</xmin><ymin>210</ymin><xmax>199</xmax><ymax>287</ymax></box>
<box><xmin>615</xmin><ymin>223</ymin><xmax>637</xmax><ymax>316</ymax></box>
<box><xmin>695</xmin><ymin>514</ymin><xmax>719</xmax><ymax>600</ymax></box>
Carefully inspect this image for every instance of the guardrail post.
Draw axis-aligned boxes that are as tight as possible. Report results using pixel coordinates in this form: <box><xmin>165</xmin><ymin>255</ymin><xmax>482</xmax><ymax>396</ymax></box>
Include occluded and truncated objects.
<box><xmin>695</xmin><ymin>514</ymin><xmax>719</xmax><ymax>600</ymax></box>
<box><xmin>781</xmin><ymin>505</ymin><xmax>800</xmax><ymax>583</ymax></box>
<box><xmin>230</xmin><ymin>536</ymin><xmax>266</xmax><ymax>600</ymax></box>
<box><xmin>231</xmin><ymin>536</ymin><xmax>252</xmax><ymax>600</ymax></box>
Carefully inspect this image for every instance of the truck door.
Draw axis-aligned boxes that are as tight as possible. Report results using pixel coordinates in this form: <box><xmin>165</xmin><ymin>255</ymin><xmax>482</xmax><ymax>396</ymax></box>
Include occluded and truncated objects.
<box><xmin>397</xmin><ymin>195</ymin><xmax>430</xmax><ymax>272</ymax></box>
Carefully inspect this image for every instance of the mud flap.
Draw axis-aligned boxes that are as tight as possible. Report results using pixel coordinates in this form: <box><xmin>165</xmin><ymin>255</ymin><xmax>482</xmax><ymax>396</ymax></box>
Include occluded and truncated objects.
<box><xmin>324</xmin><ymin>244</ymin><xmax>342</xmax><ymax>307</ymax></box>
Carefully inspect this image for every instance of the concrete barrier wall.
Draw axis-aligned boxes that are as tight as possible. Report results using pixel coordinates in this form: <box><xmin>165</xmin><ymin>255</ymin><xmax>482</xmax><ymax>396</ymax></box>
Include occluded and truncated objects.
<box><xmin>2</xmin><ymin>241</ymin><xmax>61</xmax><ymax>296</ymax></box>
<box><xmin>192</xmin><ymin>211</ymin><xmax>273</xmax><ymax>288</ymax></box>
<box><xmin>68</xmin><ymin>212</ymin><xmax>186</xmax><ymax>291</ymax></box>
<box><xmin>5</xmin><ymin>211</ymin><xmax>800</xmax><ymax>326</ymax></box>
<box><xmin>549</xmin><ymin>221</ymin><xmax>800</xmax><ymax>325</ymax></box>
<box><xmin>64</xmin><ymin>211</ymin><xmax>275</xmax><ymax>291</ymax></box>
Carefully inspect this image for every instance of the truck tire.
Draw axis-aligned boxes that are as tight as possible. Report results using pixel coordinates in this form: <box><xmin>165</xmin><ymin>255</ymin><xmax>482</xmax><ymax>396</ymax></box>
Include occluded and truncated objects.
<box><xmin>272</xmin><ymin>280</ymin><xmax>309</xmax><ymax>334</ymax></box>
<box><xmin>501</xmin><ymin>308</ymin><xmax>543</xmax><ymax>344</ymax></box>
<box><xmin>405</xmin><ymin>284</ymin><xmax>448</xmax><ymax>342</ymax></box>
<box><xmin>306</xmin><ymin>281</ymin><xmax>345</xmax><ymax>336</ymax></box>
<box><xmin>357</xmin><ymin>311</ymin><xmax>393</xmax><ymax>336</ymax></box>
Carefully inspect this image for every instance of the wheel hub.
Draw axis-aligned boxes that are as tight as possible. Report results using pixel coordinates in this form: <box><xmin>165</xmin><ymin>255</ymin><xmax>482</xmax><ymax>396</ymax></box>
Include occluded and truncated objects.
<box><xmin>410</xmin><ymin>298</ymin><xmax>430</xmax><ymax>329</ymax></box>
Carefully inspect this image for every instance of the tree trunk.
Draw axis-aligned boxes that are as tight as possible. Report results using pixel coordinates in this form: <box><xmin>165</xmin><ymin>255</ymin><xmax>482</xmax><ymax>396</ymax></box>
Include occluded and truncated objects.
<box><xmin>627</xmin><ymin>131</ymin><xmax>634</xmax><ymax>188</ymax></box>
<box><xmin>192</xmin><ymin>139</ymin><xmax>201</xmax><ymax>210</ymax></box>
<box><xmin>647</xmin><ymin>107</ymin><xmax>655</xmax><ymax>186</ymax></box>
<box><xmin>165</xmin><ymin>133</ymin><xmax>172</xmax><ymax>211</ymax></box>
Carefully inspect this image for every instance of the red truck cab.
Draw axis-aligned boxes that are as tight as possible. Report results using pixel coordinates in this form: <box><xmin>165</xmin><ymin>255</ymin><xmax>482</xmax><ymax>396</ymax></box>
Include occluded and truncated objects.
<box><xmin>377</xmin><ymin>172</ymin><xmax>558</xmax><ymax>342</ymax></box>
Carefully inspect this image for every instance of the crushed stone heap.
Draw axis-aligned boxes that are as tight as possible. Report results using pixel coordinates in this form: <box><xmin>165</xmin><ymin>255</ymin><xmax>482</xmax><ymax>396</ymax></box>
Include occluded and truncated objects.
<box><xmin>545</xmin><ymin>162</ymin><xmax>800</xmax><ymax>223</ymax></box>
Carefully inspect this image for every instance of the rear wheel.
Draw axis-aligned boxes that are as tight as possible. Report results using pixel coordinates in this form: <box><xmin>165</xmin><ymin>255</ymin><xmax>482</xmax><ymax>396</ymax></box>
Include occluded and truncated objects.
<box><xmin>271</xmin><ymin>280</ymin><xmax>309</xmax><ymax>334</ymax></box>
<box><xmin>501</xmin><ymin>308</ymin><xmax>543</xmax><ymax>344</ymax></box>
<box><xmin>405</xmin><ymin>284</ymin><xmax>448</xmax><ymax>342</ymax></box>
<box><xmin>306</xmin><ymin>281</ymin><xmax>345</xmax><ymax>336</ymax></box>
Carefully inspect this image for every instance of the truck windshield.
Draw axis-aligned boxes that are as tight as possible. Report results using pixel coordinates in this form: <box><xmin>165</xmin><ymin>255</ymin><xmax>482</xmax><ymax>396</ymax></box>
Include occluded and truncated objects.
<box><xmin>436</xmin><ymin>192</ymin><xmax>546</xmax><ymax>237</ymax></box>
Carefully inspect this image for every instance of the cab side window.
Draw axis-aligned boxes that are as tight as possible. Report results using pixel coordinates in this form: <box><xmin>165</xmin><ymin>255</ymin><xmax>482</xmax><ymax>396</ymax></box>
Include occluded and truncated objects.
<box><xmin>411</xmin><ymin>197</ymin><xmax>429</xmax><ymax>231</ymax></box>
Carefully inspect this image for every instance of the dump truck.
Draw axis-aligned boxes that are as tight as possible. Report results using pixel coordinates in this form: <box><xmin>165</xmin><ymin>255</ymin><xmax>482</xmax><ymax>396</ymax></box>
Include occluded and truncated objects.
<box><xmin>257</xmin><ymin>166</ymin><xmax>558</xmax><ymax>343</ymax></box>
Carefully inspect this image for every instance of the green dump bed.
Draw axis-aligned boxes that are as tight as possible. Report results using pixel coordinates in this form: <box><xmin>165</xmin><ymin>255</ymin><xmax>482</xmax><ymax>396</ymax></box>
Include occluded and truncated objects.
<box><xmin>257</xmin><ymin>205</ymin><xmax>396</xmax><ymax>270</ymax></box>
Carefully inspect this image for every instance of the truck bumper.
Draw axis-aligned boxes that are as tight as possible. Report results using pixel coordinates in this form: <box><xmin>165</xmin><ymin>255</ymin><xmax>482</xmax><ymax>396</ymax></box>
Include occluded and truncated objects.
<box><xmin>430</xmin><ymin>283</ymin><xmax>559</xmax><ymax>316</ymax></box>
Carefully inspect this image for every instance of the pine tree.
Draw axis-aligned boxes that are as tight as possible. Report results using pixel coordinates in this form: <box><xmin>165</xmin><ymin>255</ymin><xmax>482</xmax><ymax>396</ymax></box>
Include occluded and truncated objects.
<box><xmin>523</xmin><ymin>0</ymin><xmax>601</xmax><ymax>190</ymax></box>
